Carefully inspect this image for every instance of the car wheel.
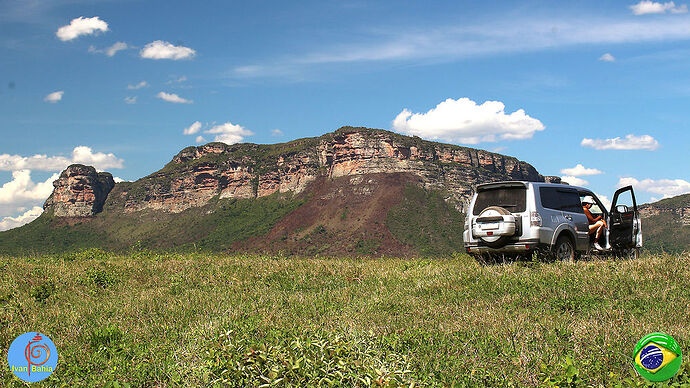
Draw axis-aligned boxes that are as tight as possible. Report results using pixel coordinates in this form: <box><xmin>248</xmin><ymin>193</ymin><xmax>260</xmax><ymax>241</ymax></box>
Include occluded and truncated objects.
<box><xmin>553</xmin><ymin>236</ymin><xmax>575</xmax><ymax>262</ymax></box>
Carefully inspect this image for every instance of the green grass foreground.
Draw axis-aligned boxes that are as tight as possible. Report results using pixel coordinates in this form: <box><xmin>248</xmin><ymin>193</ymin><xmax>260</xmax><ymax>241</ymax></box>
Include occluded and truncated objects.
<box><xmin>1</xmin><ymin>251</ymin><xmax>690</xmax><ymax>387</ymax></box>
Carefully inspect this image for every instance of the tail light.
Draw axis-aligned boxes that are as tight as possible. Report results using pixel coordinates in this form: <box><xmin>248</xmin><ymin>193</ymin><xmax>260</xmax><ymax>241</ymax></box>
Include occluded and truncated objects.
<box><xmin>530</xmin><ymin>211</ymin><xmax>542</xmax><ymax>226</ymax></box>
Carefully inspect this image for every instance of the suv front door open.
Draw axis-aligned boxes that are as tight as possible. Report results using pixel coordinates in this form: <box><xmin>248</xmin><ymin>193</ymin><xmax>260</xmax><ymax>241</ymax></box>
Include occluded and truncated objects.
<box><xmin>609</xmin><ymin>185</ymin><xmax>640</xmax><ymax>250</ymax></box>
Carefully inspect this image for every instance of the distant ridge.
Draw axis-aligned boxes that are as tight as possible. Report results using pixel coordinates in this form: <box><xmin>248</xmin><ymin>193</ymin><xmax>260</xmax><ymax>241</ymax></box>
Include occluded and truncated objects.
<box><xmin>1</xmin><ymin>126</ymin><xmax>556</xmax><ymax>256</ymax></box>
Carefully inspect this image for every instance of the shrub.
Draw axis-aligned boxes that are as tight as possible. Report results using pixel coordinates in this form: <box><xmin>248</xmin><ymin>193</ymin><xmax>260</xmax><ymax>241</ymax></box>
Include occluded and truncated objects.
<box><xmin>63</xmin><ymin>247</ymin><xmax>111</xmax><ymax>261</ymax></box>
<box><xmin>82</xmin><ymin>266</ymin><xmax>119</xmax><ymax>288</ymax></box>
<box><xmin>30</xmin><ymin>281</ymin><xmax>56</xmax><ymax>304</ymax></box>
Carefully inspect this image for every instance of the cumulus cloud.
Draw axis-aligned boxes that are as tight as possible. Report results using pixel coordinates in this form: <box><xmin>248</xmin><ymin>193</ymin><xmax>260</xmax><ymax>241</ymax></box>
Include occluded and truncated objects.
<box><xmin>560</xmin><ymin>176</ymin><xmax>589</xmax><ymax>186</ymax></box>
<box><xmin>0</xmin><ymin>146</ymin><xmax>124</xmax><ymax>172</ymax></box>
<box><xmin>140</xmin><ymin>40</ymin><xmax>196</xmax><ymax>60</ymax></box>
<box><xmin>183</xmin><ymin>121</ymin><xmax>202</xmax><ymax>135</ymax></box>
<box><xmin>560</xmin><ymin>164</ymin><xmax>603</xmax><ymax>176</ymax></box>
<box><xmin>391</xmin><ymin>97</ymin><xmax>545</xmax><ymax>144</ymax></box>
<box><xmin>157</xmin><ymin>91</ymin><xmax>193</xmax><ymax>104</ymax></box>
<box><xmin>271</xmin><ymin>129</ymin><xmax>283</xmax><ymax>136</ymax></box>
<box><xmin>630</xmin><ymin>1</ymin><xmax>688</xmax><ymax>15</ymax></box>
<box><xmin>581</xmin><ymin>134</ymin><xmax>659</xmax><ymax>150</ymax></box>
<box><xmin>124</xmin><ymin>96</ymin><xmax>137</xmax><ymax>104</ymax></box>
<box><xmin>0</xmin><ymin>206</ymin><xmax>44</xmax><ymax>231</ymax></box>
<box><xmin>195</xmin><ymin>136</ymin><xmax>206</xmax><ymax>143</ymax></box>
<box><xmin>595</xmin><ymin>193</ymin><xmax>613</xmax><ymax>210</ymax></box>
<box><xmin>44</xmin><ymin>91</ymin><xmax>63</xmax><ymax>103</ymax></box>
<box><xmin>618</xmin><ymin>177</ymin><xmax>690</xmax><ymax>199</ymax></box>
<box><xmin>127</xmin><ymin>81</ymin><xmax>148</xmax><ymax>90</ymax></box>
<box><xmin>0</xmin><ymin>170</ymin><xmax>58</xmax><ymax>206</ymax></box>
<box><xmin>599</xmin><ymin>53</ymin><xmax>616</xmax><ymax>62</ymax></box>
<box><xmin>56</xmin><ymin>16</ymin><xmax>108</xmax><ymax>41</ymax></box>
<box><xmin>206</xmin><ymin>122</ymin><xmax>253</xmax><ymax>144</ymax></box>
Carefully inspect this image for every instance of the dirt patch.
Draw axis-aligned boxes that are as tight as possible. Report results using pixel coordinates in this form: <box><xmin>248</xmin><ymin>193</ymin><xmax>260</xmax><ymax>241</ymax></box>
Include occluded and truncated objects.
<box><xmin>233</xmin><ymin>173</ymin><xmax>421</xmax><ymax>257</ymax></box>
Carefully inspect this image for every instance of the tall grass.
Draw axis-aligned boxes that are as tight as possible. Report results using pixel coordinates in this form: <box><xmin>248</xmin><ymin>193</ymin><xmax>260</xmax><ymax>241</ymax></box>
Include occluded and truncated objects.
<box><xmin>1</xmin><ymin>250</ymin><xmax>689</xmax><ymax>386</ymax></box>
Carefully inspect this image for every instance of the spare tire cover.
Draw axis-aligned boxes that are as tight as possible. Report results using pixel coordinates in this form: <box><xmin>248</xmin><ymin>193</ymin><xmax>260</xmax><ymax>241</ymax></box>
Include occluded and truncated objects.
<box><xmin>477</xmin><ymin>206</ymin><xmax>514</xmax><ymax>248</ymax></box>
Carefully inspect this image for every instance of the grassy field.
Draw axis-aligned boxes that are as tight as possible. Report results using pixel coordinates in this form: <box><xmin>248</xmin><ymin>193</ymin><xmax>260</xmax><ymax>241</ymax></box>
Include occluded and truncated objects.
<box><xmin>1</xmin><ymin>250</ymin><xmax>690</xmax><ymax>387</ymax></box>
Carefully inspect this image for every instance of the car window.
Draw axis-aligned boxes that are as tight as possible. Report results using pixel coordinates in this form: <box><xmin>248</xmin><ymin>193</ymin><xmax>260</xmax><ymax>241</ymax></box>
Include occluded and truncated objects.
<box><xmin>473</xmin><ymin>187</ymin><xmax>526</xmax><ymax>215</ymax></box>
<box><xmin>580</xmin><ymin>194</ymin><xmax>604</xmax><ymax>216</ymax></box>
<box><xmin>540</xmin><ymin>187</ymin><xmax>583</xmax><ymax>213</ymax></box>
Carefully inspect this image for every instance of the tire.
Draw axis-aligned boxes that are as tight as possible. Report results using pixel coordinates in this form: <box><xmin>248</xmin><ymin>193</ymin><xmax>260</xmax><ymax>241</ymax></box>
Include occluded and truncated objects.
<box><xmin>552</xmin><ymin>235</ymin><xmax>575</xmax><ymax>262</ymax></box>
<box><xmin>477</xmin><ymin>206</ymin><xmax>513</xmax><ymax>248</ymax></box>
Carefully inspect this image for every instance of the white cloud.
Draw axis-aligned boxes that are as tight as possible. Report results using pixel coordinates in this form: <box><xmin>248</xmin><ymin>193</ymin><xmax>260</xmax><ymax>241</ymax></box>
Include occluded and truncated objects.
<box><xmin>0</xmin><ymin>146</ymin><xmax>124</xmax><ymax>172</ymax></box>
<box><xmin>0</xmin><ymin>206</ymin><xmax>43</xmax><ymax>231</ymax></box>
<box><xmin>56</xmin><ymin>16</ymin><xmax>108</xmax><ymax>41</ymax></box>
<box><xmin>140</xmin><ymin>40</ymin><xmax>196</xmax><ymax>60</ymax></box>
<box><xmin>560</xmin><ymin>164</ymin><xmax>603</xmax><ymax>176</ymax></box>
<box><xmin>271</xmin><ymin>129</ymin><xmax>283</xmax><ymax>136</ymax></box>
<box><xmin>127</xmin><ymin>81</ymin><xmax>148</xmax><ymax>90</ymax></box>
<box><xmin>71</xmin><ymin>146</ymin><xmax>124</xmax><ymax>170</ymax></box>
<box><xmin>391</xmin><ymin>97</ymin><xmax>544</xmax><ymax>144</ymax></box>
<box><xmin>183</xmin><ymin>121</ymin><xmax>202</xmax><ymax>135</ymax></box>
<box><xmin>630</xmin><ymin>1</ymin><xmax>688</xmax><ymax>15</ymax></box>
<box><xmin>89</xmin><ymin>41</ymin><xmax>128</xmax><ymax>56</ymax></box>
<box><xmin>205</xmin><ymin>122</ymin><xmax>253</xmax><ymax>145</ymax></box>
<box><xmin>561</xmin><ymin>176</ymin><xmax>589</xmax><ymax>186</ymax></box>
<box><xmin>232</xmin><ymin>14</ymin><xmax>690</xmax><ymax>79</ymax></box>
<box><xmin>0</xmin><ymin>170</ymin><xmax>58</xmax><ymax>205</ymax></box>
<box><xmin>44</xmin><ymin>91</ymin><xmax>63</xmax><ymax>103</ymax></box>
<box><xmin>595</xmin><ymin>193</ymin><xmax>612</xmax><ymax>210</ymax></box>
<box><xmin>599</xmin><ymin>53</ymin><xmax>616</xmax><ymax>62</ymax></box>
<box><xmin>105</xmin><ymin>41</ymin><xmax>128</xmax><ymax>56</ymax></box>
<box><xmin>195</xmin><ymin>136</ymin><xmax>206</xmax><ymax>143</ymax></box>
<box><xmin>618</xmin><ymin>177</ymin><xmax>690</xmax><ymax>199</ymax></box>
<box><xmin>124</xmin><ymin>96</ymin><xmax>137</xmax><ymax>104</ymax></box>
<box><xmin>157</xmin><ymin>91</ymin><xmax>193</xmax><ymax>104</ymax></box>
<box><xmin>581</xmin><ymin>134</ymin><xmax>659</xmax><ymax>150</ymax></box>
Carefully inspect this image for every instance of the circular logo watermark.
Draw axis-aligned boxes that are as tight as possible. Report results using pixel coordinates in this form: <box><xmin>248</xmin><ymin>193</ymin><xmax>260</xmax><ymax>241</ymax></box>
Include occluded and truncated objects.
<box><xmin>7</xmin><ymin>332</ymin><xmax>58</xmax><ymax>383</ymax></box>
<box><xmin>633</xmin><ymin>332</ymin><xmax>682</xmax><ymax>382</ymax></box>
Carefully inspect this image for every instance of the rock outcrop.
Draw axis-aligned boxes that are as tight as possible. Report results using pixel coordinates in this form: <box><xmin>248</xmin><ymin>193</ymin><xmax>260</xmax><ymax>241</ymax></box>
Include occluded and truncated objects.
<box><xmin>639</xmin><ymin>194</ymin><xmax>690</xmax><ymax>226</ymax></box>
<box><xmin>43</xmin><ymin>164</ymin><xmax>115</xmax><ymax>217</ymax></box>
<box><xmin>48</xmin><ymin>127</ymin><xmax>548</xmax><ymax>216</ymax></box>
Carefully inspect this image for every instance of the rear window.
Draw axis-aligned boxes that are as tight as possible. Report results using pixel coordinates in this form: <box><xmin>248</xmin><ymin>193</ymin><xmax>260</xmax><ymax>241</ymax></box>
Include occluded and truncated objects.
<box><xmin>473</xmin><ymin>187</ymin><xmax>527</xmax><ymax>215</ymax></box>
<box><xmin>540</xmin><ymin>187</ymin><xmax>583</xmax><ymax>213</ymax></box>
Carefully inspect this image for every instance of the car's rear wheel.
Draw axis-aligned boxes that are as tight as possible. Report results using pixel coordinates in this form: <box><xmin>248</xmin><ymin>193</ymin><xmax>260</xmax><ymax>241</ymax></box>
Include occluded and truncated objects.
<box><xmin>553</xmin><ymin>235</ymin><xmax>575</xmax><ymax>262</ymax></box>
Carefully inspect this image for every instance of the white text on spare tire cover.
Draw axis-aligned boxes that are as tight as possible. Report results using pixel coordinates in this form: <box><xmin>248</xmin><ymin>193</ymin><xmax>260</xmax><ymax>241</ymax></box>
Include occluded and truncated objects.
<box><xmin>473</xmin><ymin>206</ymin><xmax>516</xmax><ymax>248</ymax></box>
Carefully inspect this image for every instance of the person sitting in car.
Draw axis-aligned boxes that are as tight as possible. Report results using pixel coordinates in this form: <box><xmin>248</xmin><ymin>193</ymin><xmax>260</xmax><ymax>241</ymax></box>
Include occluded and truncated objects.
<box><xmin>582</xmin><ymin>198</ymin><xmax>606</xmax><ymax>250</ymax></box>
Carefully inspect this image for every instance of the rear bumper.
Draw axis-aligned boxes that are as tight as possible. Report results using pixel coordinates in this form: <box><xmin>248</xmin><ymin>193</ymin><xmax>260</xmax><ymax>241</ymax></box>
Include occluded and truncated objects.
<box><xmin>464</xmin><ymin>239</ymin><xmax>544</xmax><ymax>254</ymax></box>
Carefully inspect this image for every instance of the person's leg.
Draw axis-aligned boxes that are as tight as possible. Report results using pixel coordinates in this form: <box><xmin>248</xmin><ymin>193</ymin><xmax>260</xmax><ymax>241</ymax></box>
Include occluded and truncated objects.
<box><xmin>594</xmin><ymin>220</ymin><xmax>604</xmax><ymax>244</ymax></box>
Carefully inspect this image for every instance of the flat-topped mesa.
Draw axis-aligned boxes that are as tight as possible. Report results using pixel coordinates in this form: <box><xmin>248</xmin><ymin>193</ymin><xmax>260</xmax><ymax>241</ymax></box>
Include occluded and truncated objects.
<box><xmin>106</xmin><ymin>127</ymin><xmax>546</xmax><ymax>214</ymax></box>
<box><xmin>43</xmin><ymin>164</ymin><xmax>115</xmax><ymax>217</ymax></box>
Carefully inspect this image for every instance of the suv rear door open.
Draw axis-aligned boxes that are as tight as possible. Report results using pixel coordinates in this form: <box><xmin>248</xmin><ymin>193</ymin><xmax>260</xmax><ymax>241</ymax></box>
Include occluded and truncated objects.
<box><xmin>609</xmin><ymin>185</ymin><xmax>641</xmax><ymax>250</ymax></box>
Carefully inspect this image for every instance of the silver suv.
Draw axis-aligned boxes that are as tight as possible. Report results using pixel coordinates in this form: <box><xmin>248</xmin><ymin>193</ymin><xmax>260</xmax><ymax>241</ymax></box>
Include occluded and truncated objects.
<box><xmin>463</xmin><ymin>181</ymin><xmax>642</xmax><ymax>261</ymax></box>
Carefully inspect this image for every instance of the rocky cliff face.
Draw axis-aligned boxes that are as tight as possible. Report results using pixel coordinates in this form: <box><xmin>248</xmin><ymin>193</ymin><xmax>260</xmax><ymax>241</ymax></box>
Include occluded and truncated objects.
<box><xmin>639</xmin><ymin>195</ymin><xmax>690</xmax><ymax>226</ymax></box>
<box><xmin>47</xmin><ymin>127</ymin><xmax>548</xmax><ymax>216</ymax></box>
<box><xmin>43</xmin><ymin>164</ymin><xmax>115</xmax><ymax>217</ymax></box>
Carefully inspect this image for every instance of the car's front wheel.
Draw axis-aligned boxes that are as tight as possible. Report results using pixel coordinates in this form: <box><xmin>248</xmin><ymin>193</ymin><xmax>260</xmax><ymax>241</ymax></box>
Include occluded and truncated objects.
<box><xmin>553</xmin><ymin>236</ymin><xmax>575</xmax><ymax>262</ymax></box>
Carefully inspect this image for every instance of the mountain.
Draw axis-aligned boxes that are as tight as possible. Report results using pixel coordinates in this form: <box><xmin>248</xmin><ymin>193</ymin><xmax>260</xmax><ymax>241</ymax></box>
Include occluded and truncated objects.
<box><xmin>0</xmin><ymin>126</ymin><xmax>555</xmax><ymax>256</ymax></box>
<box><xmin>638</xmin><ymin>194</ymin><xmax>690</xmax><ymax>253</ymax></box>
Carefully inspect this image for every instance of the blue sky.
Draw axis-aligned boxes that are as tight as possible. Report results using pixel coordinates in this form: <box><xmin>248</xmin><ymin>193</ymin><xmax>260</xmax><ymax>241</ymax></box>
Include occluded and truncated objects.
<box><xmin>1</xmin><ymin>0</ymin><xmax>690</xmax><ymax>229</ymax></box>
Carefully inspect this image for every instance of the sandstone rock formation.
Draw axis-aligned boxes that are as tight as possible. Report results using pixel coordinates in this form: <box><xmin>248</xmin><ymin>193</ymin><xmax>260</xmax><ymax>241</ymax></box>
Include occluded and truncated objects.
<box><xmin>43</xmin><ymin>164</ymin><xmax>115</xmax><ymax>217</ymax></box>
<box><xmin>47</xmin><ymin>127</ymin><xmax>548</xmax><ymax>216</ymax></box>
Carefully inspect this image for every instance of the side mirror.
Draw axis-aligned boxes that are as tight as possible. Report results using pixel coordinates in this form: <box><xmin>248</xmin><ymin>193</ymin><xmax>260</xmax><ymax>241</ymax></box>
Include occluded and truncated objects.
<box><xmin>615</xmin><ymin>205</ymin><xmax>629</xmax><ymax>213</ymax></box>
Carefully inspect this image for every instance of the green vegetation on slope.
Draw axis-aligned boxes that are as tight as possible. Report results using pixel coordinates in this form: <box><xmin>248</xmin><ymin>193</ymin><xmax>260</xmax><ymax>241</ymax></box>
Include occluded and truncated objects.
<box><xmin>0</xmin><ymin>193</ymin><xmax>306</xmax><ymax>255</ymax></box>
<box><xmin>387</xmin><ymin>185</ymin><xmax>465</xmax><ymax>257</ymax></box>
<box><xmin>1</xmin><ymin>252</ymin><xmax>689</xmax><ymax>386</ymax></box>
<box><xmin>640</xmin><ymin>193</ymin><xmax>690</xmax><ymax>254</ymax></box>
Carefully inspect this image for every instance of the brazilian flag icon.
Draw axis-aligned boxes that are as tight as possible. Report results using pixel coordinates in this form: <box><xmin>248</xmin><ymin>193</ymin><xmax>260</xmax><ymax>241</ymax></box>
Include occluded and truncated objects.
<box><xmin>633</xmin><ymin>333</ymin><xmax>682</xmax><ymax>382</ymax></box>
